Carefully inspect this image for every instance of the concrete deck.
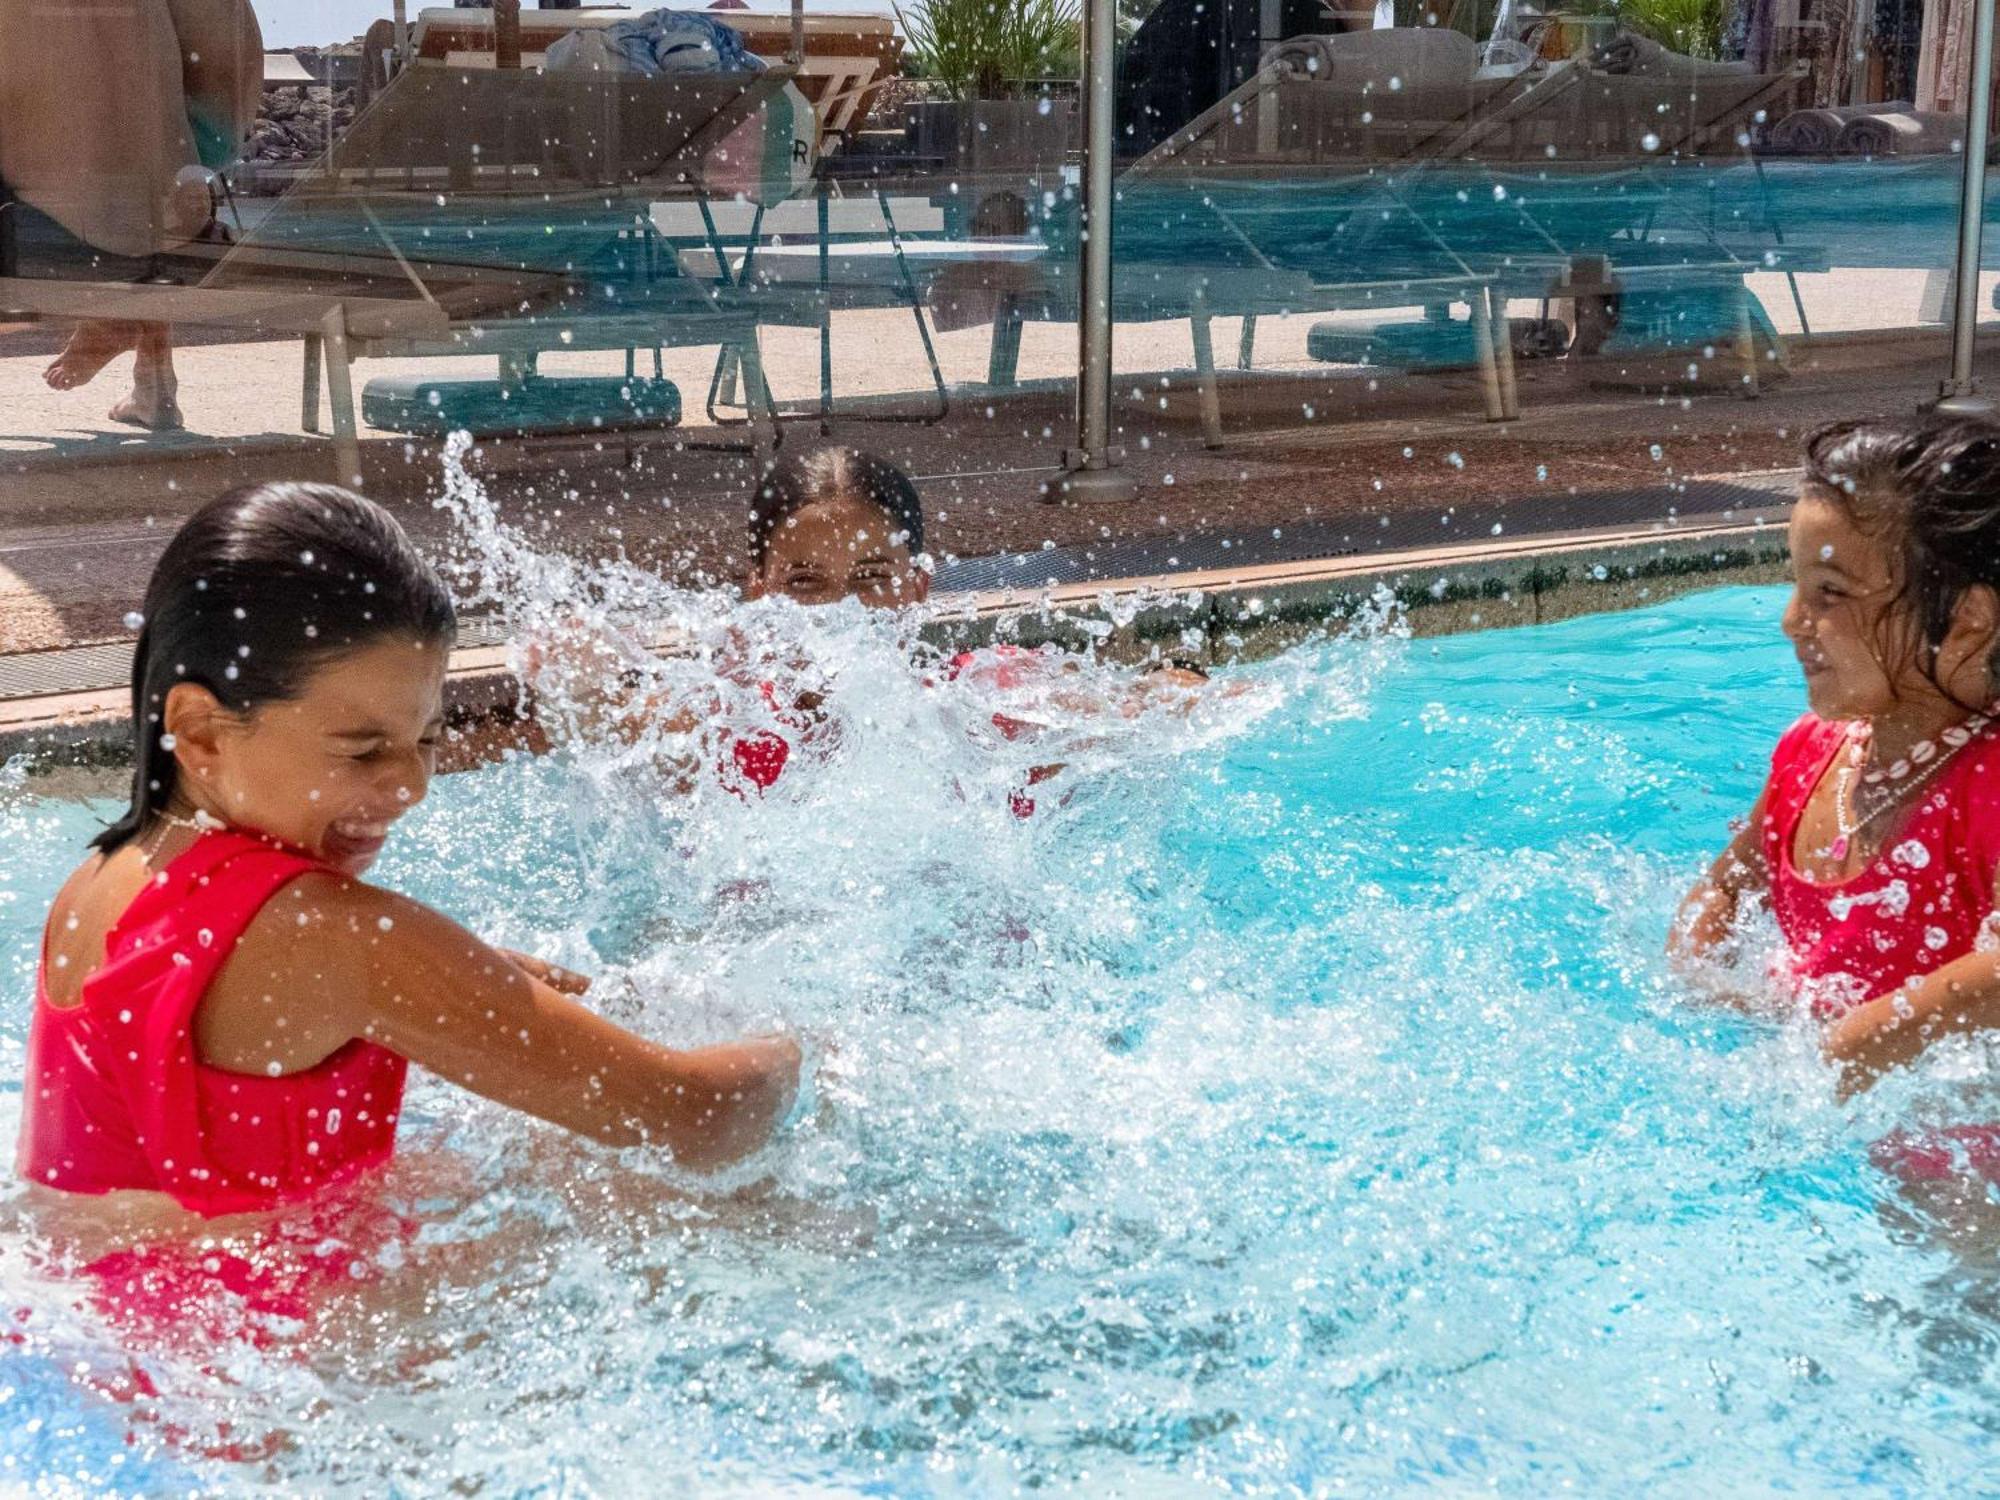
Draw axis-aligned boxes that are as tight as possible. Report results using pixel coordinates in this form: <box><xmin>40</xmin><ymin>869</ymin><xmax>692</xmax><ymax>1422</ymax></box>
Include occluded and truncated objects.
<box><xmin>2</xmin><ymin>259</ymin><xmax>1980</xmax><ymax>766</ymax></box>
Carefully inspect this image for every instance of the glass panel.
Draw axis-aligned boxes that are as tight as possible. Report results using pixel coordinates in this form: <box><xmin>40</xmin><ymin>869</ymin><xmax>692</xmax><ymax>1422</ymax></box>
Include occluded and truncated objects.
<box><xmin>0</xmin><ymin>0</ymin><xmax>1079</xmax><ymax>636</ymax></box>
<box><xmin>1101</xmin><ymin>0</ymin><xmax>1969</xmax><ymax>475</ymax></box>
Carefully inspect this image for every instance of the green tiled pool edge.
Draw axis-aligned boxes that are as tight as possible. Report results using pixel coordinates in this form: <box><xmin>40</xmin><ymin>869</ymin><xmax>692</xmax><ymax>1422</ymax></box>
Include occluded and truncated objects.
<box><xmin>0</xmin><ymin>518</ymin><xmax>1790</xmax><ymax>773</ymax></box>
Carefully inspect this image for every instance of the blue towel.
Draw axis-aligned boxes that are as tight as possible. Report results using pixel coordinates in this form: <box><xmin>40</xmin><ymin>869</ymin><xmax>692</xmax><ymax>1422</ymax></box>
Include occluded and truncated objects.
<box><xmin>596</xmin><ymin>11</ymin><xmax>761</xmax><ymax>75</ymax></box>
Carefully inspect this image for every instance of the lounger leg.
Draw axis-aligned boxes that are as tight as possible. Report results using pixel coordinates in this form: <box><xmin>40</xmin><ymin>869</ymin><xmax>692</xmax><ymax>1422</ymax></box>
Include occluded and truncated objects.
<box><xmin>987</xmin><ymin>294</ymin><xmax>1024</xmax><ymax>388</ymax></box>
<box><xmin>1190</xmin><ymin>289</ymin><xmax>1224</xmax><ymax>449</ymax></box>
<box><xmin>1471</xmin><ymin>288</ymin><xmax>1505</xmax><ymax>423</ymax></box>
<box><xmin>716</xmin><ymin>345</ymin><xmax>741</xmax><ymax>408</ymax></box>
<box><xmin>819</xmin><ymin>187</ymin><xmax>834</xmax><ymax>433</ymax></box>
<box><xmin>1237</xmin><ymin>313</ymin><xmax>1257</xmax><ymax>371</ymax></box>
<box><xmin>735</xmin><ymin>330</ymin><xmax>780</xmax><ymax>456</ymax></box>
<box><xmin>1735</xmin><ymin>283</ymin><xmax>1760</xmax><ymax>400</ymax></box>
<box><xmin>320</xmin><ymin>307</ymin><xmax>362</xmax><ymax>486</ymax></box>
<box><xmin>302</xmin><ymin>332</ymin><xmax>323</xmax><ymax>433</ymax></box>
<box><xmin>1488</xmin><ymin>286</ymin><xmax>1519</xmax><ymax>420</ymax></box>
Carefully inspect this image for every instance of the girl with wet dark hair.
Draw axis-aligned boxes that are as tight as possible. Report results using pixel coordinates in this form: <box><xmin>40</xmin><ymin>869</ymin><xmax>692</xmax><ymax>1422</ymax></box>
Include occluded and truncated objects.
<box><xmin>743</xmin><ymin>444</ymin><xmax>929</xmax><ymax>610</ymax></box>
<box><xmin>530</xmin><ymin>444</ymin><xmax>1219</xmax><ymax>809</ymax></box>
<box><xmin>1672</xmin><ymin>415</ymin><xmax>2000</xmax><ymax>1163</ymax></box>
<box><xmin>20</xmin><ymin>483</ymin><xmax>798</xmax><ymax>1230</ymax></box>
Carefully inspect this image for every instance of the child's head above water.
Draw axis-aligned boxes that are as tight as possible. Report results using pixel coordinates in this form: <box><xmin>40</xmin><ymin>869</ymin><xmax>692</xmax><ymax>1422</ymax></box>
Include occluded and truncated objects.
<box><xmin>1789</xmin><ymin>415</ymin><xmax>2000</xmax><ymax>723</ymax></box>
<box><xmin>102</xmin><ymin>482</ymin><xmax>457</xmax><ymax>875</ymax></box>
<box><xmin>744</xmin><ymin>445</ymin><xmax>929</xmax><ymax>609</ymax></box>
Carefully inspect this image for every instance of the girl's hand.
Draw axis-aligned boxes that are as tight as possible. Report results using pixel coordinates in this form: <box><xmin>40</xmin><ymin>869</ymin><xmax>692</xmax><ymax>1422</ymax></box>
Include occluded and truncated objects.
<box><xmin>1821</xmin><ymin>939</ymin><xmax>2000</xmax><ymax>1099</ymax></box>
<box><xmin>1822</xmin><ymin>990</ymin><xmax>1934</xmax><ymax>1100</ymax></box>
<box><xmin>1822</xmin><ymin>1003</ymin><xmax>1886</xmax><ymax>1100</ymax></box>
<box><xmin>496</xmin><ymin>947</ymin><xmax>593</xmax><ymax>997</ymax></box>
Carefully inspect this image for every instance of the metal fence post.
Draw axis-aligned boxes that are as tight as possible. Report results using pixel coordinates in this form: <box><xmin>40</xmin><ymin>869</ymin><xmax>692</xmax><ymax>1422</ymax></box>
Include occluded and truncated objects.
<box><xmin>1936</xmin><ymin>0</ymin><xmax>1997</xmax><ymax>415</ymax></box>
<box><xmin>1054</xmin><ymin>0</ymin><xmax>1139</xmax><ymax>501</ymax></box>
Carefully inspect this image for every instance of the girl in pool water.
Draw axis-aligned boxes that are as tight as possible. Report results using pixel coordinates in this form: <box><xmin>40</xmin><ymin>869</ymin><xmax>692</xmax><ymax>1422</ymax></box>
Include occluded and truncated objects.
<box><xmin>17</xmin><ymin>482</ymin><xmax>801</xmax><ymax>1224</ymax></box>
<box><xmin>1672</xmin><ymin>415</ymin><xmax>2000</xmax><ymax>1127</ymax></box>
<box><xmin>532</xmin><ymin>444</ymin><xmax>1210</xmax><ymax>806</ymax></box>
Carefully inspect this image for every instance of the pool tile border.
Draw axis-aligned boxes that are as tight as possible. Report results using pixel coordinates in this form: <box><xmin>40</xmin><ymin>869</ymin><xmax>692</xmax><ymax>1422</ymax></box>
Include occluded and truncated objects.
<box><xmin>0</xmin><ymin>517</ymin><xmax>1791</xmax><ymax>776</ymax></box>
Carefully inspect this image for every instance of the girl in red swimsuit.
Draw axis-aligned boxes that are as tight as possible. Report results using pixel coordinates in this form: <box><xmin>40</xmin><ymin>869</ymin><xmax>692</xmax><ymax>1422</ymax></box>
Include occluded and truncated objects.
<box><xmin>19</xmin><ymin>482</ymin><xmax>800</xmax><ymax>1229</ymax></box>
<box><xmin>1672</xmin><ymin>416</ymin><xmax>2000</xmax><ymax>1175</ymax></box>
<box><xmin>530</xmin><ymin>445</ymin><xmax>1211</xmax><ymax>809</ymax></box>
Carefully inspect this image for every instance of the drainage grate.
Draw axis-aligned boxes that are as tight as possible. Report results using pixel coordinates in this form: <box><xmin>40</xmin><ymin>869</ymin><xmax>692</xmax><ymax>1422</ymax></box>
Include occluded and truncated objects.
<box><xmin>932</xmin><ymin>473</ymin><xmax>1797</xmax><ymax>595</ymax></box>
<box><xmin>5</xmin><ymin>474</ymin><xmax>1794</xmax><ymax>705</ymax></box>
<box><xmin>0</xmin><ymin>617</ymin><xmax>512</xmax><ymax>703</ymax></box>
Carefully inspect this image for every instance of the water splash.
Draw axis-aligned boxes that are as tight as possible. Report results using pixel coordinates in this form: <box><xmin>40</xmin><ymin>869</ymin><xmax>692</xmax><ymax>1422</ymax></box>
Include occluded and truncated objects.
<box><xmin>6</xmin><ymin>558</ymin><xmax>2000</xmax><ymax>1491</ymax></box>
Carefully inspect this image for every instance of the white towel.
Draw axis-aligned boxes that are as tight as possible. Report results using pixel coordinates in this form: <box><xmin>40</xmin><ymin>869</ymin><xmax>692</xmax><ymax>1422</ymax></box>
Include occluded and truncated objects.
<box><xmin>1836</xmin><ymin>110</ymin><xmax>1965</xmax><ymax>157</ymax></box>
<box><xmin>1769</xmin><ymin>101</ymin><xmax>1910</xmax><ymax>154</ymax></box>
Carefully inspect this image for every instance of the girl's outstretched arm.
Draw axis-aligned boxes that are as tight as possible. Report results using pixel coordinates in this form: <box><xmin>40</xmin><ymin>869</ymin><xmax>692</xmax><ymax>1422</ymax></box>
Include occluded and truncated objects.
<box><xmin>1669</xmin><ymin>789</ymin><xmax>1772</xmax><ymax>972</ymax></box>
<box><xmin>281</xmin><ymin>875</ymin><xmax>802</xmax><ymax>1171</ymax></box>
<box><xmin>1823</xmin><ymin>940</ymin><xmax>2000</xmax><ymax>1097</ymax></box>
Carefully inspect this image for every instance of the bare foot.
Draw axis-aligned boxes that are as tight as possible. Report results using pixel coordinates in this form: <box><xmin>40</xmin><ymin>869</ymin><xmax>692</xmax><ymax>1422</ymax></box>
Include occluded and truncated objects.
<box><xmin>108</xmin><ymin>388</ymin><xmax>183</xmax><ymax>430</ymax></box>
<box><xmin>44</xmin><ymin>320</ymin><xmax>142</xmax><ymax>391</ymax></box>
<box><xmin>108</xmin><ymin>329</ymin><xmax>182</xmax><ymax>429</ymax></box>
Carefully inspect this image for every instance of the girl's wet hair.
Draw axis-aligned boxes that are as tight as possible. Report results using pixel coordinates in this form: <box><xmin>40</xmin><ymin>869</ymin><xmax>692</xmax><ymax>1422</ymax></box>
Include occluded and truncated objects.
<box><xmin>747</xmin><ymin>446</ymin><xmax>924</xmax><ymax>569</ymax></box>
<box><xmin>1802</xmin><ymin>414</ymin><xmax>2000</xmax><ymax>708</ymax></box>
<box><xmin>96</xmin><ymin>482</ymin><xmax>456</xmax><ymax>855</ymax></box>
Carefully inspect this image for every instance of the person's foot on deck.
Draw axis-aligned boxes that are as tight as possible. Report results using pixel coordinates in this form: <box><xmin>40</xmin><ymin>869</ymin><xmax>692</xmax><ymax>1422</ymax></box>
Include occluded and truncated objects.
<box><xmin>107</xmin><ymin>328</ymin><xmax>182</xmax><ymax>430</ymax></box>
<box><xmin>44</xmin><ymin>320</ymin><xmax>142</xmax><ymax>391</ymax></box>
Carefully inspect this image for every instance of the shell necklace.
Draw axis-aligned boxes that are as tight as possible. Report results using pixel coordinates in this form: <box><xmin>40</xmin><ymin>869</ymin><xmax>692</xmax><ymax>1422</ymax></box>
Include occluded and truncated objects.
<box><xmin>140</xmin><ymin>806</ymin><xmax>226</xmax><ymax>863</ymax></box>
<box><xmin>1826</xmin><ymin>707</ymin><xmax>1994</xmax><ymax>862</ymax></box>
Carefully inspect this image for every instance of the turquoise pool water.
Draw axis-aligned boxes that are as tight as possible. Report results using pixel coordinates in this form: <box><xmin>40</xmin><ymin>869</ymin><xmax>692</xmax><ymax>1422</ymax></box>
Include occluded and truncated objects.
<box><xmin>4</xmin><ymin>582</ymin><xmax>1999</xmax><ymax>1496</ymax></box>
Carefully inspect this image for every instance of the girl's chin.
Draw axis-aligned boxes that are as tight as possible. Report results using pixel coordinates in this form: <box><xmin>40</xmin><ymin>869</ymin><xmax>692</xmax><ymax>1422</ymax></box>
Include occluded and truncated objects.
<box><xmin>318</xmin><ymin>835</ymin><xmax>387</xmax><ymax>874</ymax></box>
<box><xmin>1802</xmin><ymin>675</ymin><xmax>1863</xmax><ymax>720</ymax></box>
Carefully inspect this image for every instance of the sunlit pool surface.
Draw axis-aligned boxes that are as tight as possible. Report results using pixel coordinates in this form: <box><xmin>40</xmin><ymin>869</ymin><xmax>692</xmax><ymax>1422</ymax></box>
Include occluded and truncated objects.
<box><xmin>5</xmin><ymin>582</ymin><xmax>2000</xmax><ymax>1496</ymax></box>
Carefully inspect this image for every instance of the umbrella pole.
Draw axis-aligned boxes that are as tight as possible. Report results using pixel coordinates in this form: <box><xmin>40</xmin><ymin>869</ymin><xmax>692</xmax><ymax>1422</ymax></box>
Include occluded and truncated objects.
<box><xmin>1937</xmin><ymin>0</ymin><xmax>1996</xmax><ymax>414</ymax></box>
<box><xmin>494</xmin><ymin>0</ymin><xmax>522</xmax><ymax>69</ymax></box>
<box><xmin>1054</xmin><ymin>0</ymin><xmax>1138</xmax><ymax>502</ymax></box>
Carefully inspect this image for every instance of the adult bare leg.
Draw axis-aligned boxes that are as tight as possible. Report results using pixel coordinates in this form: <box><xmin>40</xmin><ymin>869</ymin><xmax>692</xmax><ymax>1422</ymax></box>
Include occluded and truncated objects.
<box><xmin>43</xmin><ymin>318</ymin><xmax>142</xmax><ymax>390</ymax></box>
<box><xmin>108</xmin><ymin>321</ymin><xmax>181</xmax><ymax>430</ymax></box>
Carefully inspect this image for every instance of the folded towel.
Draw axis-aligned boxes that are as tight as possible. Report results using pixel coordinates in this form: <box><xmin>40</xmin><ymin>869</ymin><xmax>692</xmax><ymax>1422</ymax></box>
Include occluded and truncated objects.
<box><xmin>1264</xmin><ymin>27</ymin><xmax>1479</xmax><ymax>88</ymax></box>
<box><xmin>1768</xmin><ymin>108</ymin><xmax>1843</xmax><ymax>152</ymax></box>
<box><xmin>1589</xmin><ymin>31</ymin><xmax>1751</xmax><ymax>78</ymax></box>
<box><xmin>1767</xmin><ymin>101</ymin><xmax>1911</xmax><ymax>153</ymax></box>
<box><xmin>1836</xmin><ymin>110</ymin><xmax>1965</xmax><ymax>157</ymax></box>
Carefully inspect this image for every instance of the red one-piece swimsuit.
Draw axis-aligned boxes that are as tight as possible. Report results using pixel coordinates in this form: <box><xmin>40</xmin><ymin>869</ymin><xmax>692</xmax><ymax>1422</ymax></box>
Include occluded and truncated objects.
<box><xmin>1759</xmin><ymin>711</ymin><xmax>2000</xmax><ymax>1177</ymax></box>
<box><xmin>726</xmin><ymin>654</ymin><xmax>1054</xmax><ymax>818</ymax></box>
<box><xmin>17</xmin><ymin>828</ymin><xmax>407</xmax><ymax>1217</ymax></box>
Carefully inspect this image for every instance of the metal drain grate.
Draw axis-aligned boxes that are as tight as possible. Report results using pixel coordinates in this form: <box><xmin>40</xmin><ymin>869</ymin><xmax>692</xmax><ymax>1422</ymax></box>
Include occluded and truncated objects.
<box><xmin>0</xmin><ymin>617</ymin><xmax>511</xmax><ymax>703</ymax></box>
<box><xmin>6</xmin><ymin>473</ymin><xmax>1794</xmax><ymax>704</ymax></box>
<box><xmin>932</xmin><ymin>473</ymin><xmax>1797</xmax><ymax>595</ymax></box>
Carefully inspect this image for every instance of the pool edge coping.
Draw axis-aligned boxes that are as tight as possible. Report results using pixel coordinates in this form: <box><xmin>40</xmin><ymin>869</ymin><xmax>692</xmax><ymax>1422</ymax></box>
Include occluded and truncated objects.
<box><xmin>0</xmin><ymin>514</ymin><xmax>1791</xmax><ymax>771</ymax></box>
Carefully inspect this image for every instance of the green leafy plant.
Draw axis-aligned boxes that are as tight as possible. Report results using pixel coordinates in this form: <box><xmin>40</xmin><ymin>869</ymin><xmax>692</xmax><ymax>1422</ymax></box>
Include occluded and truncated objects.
<box><xmin>1544</xmin><ymin>0</ymin><xmax>1729</xmax><ymax>59</ymax></box>
<box><xmin>1617</xmin><ymin>0</ymin><xmax>1727</xmax><ymax>60</ymax></box>
<box><xmin>896</xmin><ymin>0</ymin><xmax>1082</xmax><ymax>100</ymax></box>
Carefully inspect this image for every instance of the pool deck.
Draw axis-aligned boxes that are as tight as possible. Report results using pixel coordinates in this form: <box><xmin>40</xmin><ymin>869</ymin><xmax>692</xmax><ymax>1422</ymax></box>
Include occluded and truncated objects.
<box><xmin>0</xmin><ymin>483</ymin><xmax>1793</xmax><ymax>766</ymax></box>
<box><xmin>6</xmin><ymin>302</ymin><xmax>1967</xmax><ymax>765</ymax></box>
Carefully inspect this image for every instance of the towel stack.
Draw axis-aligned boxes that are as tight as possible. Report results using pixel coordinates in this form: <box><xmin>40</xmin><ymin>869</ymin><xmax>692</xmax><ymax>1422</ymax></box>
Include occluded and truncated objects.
<box><xmin>1767</xmin><ymin>101</ymin><xmax>1966</xmax><ymax>156</ymax></box>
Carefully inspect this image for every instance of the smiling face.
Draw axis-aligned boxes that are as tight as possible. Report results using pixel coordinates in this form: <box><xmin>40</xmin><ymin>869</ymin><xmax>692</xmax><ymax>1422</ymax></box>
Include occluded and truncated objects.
<box><xmin>1782</xmin><ymin>490</ymin><xmax>1908</xmax><ymax>721</ymax></box>
<box><xmin>162</xmin><ymin>635</ymin><xmax>449</xmax><ymax>876</ymax></box>
<box><xmin>745</xmin><ymin>494</ymin><xmax>930</xmax><ymax>610</ymax></box>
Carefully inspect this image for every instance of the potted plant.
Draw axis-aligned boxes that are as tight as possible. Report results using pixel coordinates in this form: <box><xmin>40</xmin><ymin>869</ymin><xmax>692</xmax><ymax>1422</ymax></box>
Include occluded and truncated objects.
<box><xmin>894</xmin><ymin>0</ymin><xmax>1080</xmax><ymax>168</ymax></box>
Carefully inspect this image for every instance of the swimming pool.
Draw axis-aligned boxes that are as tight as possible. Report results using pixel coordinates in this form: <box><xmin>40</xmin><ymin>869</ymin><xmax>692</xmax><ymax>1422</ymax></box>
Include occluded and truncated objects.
<box><xmin>5</xmin><ymin>582</ymin><xmax>1999</xmax><ymax>1496</ymax></box>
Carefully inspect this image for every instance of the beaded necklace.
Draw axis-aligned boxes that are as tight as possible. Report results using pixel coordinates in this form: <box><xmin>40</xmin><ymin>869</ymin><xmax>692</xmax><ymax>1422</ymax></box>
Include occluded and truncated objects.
<box><xmin>1824</xmin><ymin>705</ymin><xmax>1996</xmax><ymax>861</ymax></box>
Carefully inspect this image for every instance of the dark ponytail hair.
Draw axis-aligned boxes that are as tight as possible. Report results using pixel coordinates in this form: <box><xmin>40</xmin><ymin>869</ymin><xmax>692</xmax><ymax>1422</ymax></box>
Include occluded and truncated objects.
<box><xmin>97</xmin><ymin>482</ymin><xmax>456</xmax><ymax>854</ymax></box>
<box><xmin>747</xmin><ymin>445</ymin><xmax>925</xmax><ymax>569</ymax></box>
<box><xmin>1802</xmin><ymin>414</ymin><xmax>2000</xmax><ymax>711</ymax></box>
